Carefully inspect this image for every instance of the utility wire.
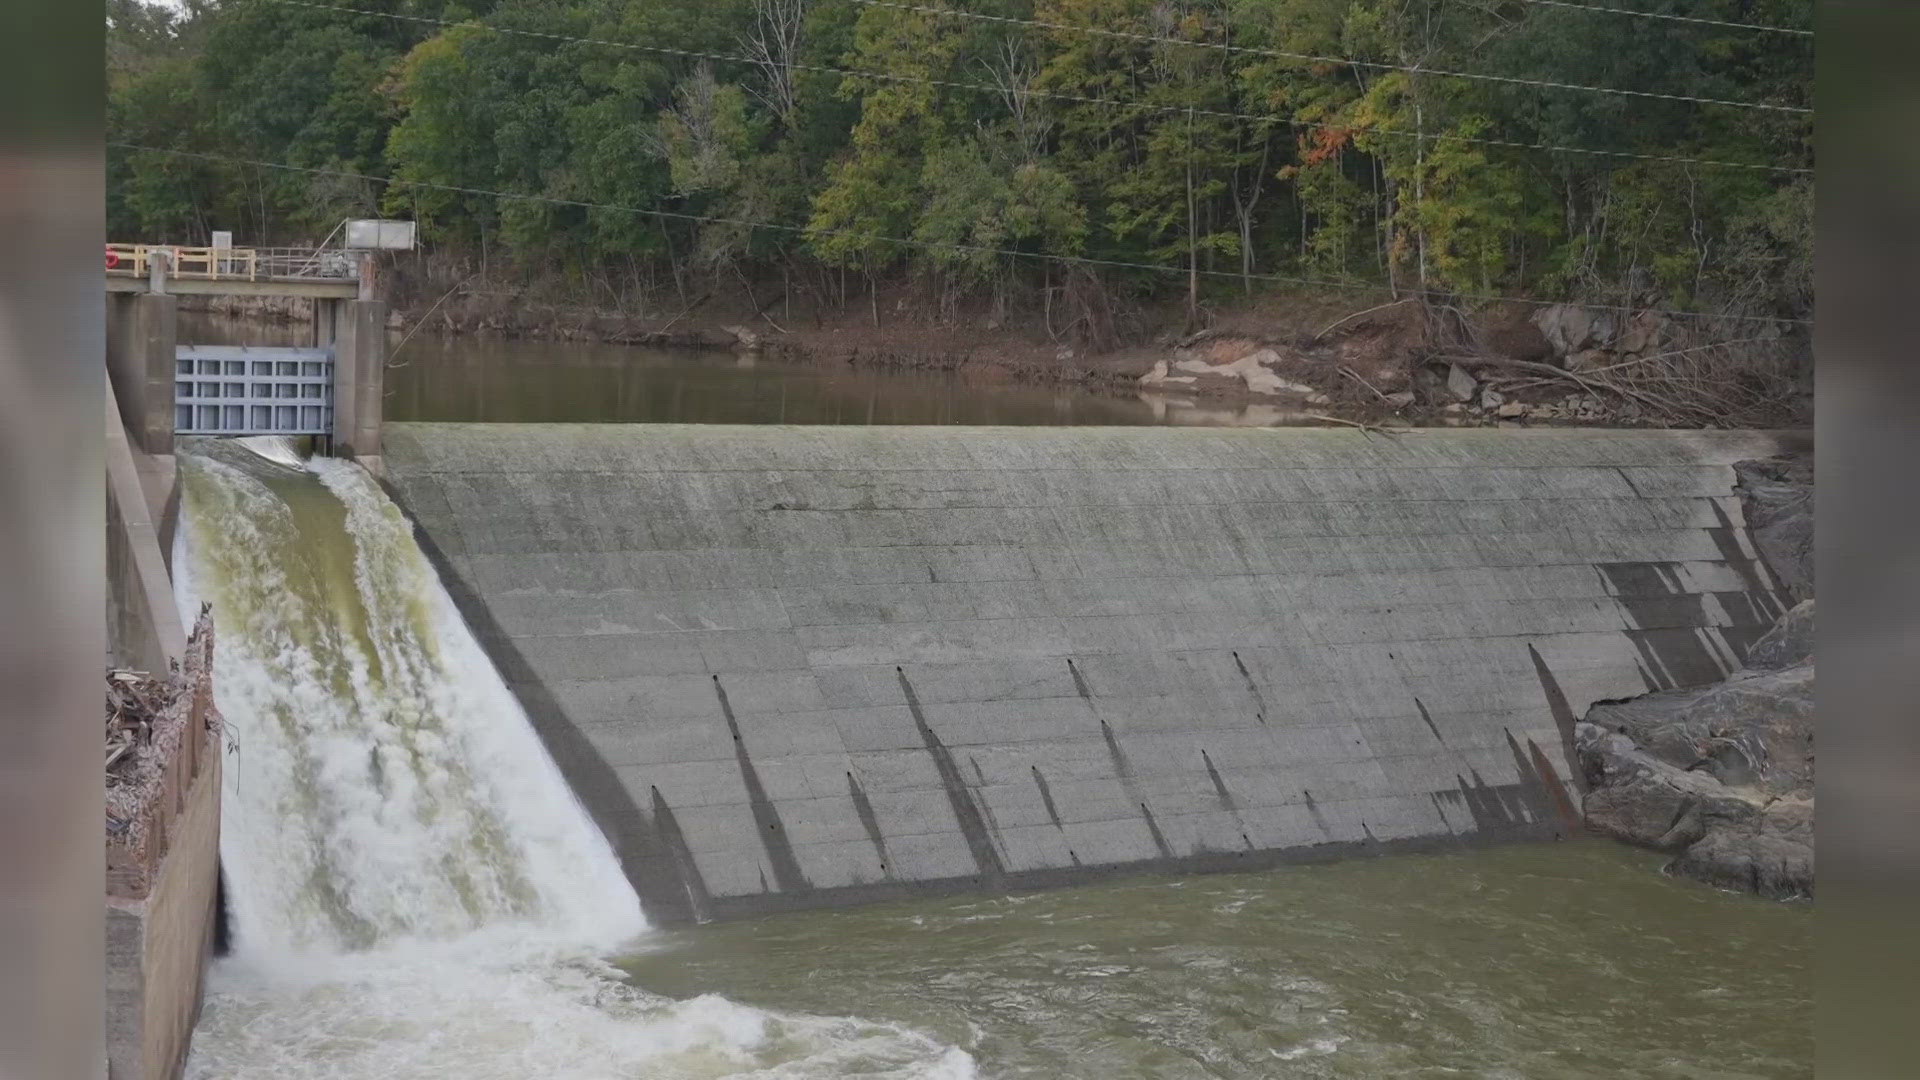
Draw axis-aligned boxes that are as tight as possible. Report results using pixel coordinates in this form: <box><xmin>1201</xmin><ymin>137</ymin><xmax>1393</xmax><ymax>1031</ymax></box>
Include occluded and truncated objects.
<box><xmin>264</xmin><ymin>0</ymin><xmax>1807</xmax><ymax>176</ymax></box>
<box><xmin>106</xmin><ymin>141</ymin><xmax>1812</xmax><ymax>327</ymax></box>
<box><xmin>848</xmin><ymin>0</ymin><xmax>1812</xmax><ymax>115</ymax></box>
<box><xmin>1512</xmin><ymin>0</ymin><xmax>1812</xmax><ymax>37</ymax></box>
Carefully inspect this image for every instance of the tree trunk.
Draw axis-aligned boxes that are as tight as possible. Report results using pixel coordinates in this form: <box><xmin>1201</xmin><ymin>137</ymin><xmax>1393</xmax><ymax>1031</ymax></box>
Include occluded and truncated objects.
<box><xmin>1186</xmin><ymin>107</ymin><xmax>1199</xmax><ymax>332</ymax></box>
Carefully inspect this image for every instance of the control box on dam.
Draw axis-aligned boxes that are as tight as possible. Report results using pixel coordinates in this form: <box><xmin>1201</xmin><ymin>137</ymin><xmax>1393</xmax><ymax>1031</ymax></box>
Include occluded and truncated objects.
<box><xmin>382</xmin><ymin>423</ymin><xmax>1797</xmax><ymax>924</ymax></box>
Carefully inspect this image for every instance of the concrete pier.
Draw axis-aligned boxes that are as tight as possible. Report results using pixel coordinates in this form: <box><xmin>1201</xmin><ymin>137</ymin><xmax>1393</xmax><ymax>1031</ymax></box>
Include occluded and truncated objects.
<box><xmin>104</xmin><ymin>291</ymin><xmax>387</xmax><ymax>462</ymax></box>
<box><xmin>383</xmin><ymin>423</ymin><xmax>1797</xmax><ymax>924</ymax></box>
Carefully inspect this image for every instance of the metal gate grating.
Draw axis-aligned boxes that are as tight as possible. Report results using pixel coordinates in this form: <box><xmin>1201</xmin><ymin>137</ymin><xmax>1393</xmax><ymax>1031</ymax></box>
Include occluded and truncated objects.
<box><xmin>175</xmin><ymin>345</ymin><xmax>332</xmax><ymax>436</ymax></box>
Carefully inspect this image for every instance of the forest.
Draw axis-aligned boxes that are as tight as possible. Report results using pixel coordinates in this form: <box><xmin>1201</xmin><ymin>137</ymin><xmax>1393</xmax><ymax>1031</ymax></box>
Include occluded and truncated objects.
<box><xmin>106</xmin><ymin>0</ymin><xmax>1812</xmax><ymax>342</ymax></box>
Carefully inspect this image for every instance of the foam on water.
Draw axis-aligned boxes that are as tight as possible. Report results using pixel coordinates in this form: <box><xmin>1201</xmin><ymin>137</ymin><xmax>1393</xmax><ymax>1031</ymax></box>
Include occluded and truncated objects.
<box><xmin>176</xmin><ymin>442</ymin><xmax>973</xmax><ymax>1079</ymax></box>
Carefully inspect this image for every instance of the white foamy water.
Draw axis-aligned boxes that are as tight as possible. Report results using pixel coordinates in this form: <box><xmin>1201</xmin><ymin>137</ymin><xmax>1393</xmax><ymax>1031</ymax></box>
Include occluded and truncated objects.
<box><xmin>176</xmin><ymin>443</ymin><xmax>973</xmax><ymax>1079</ymax></box>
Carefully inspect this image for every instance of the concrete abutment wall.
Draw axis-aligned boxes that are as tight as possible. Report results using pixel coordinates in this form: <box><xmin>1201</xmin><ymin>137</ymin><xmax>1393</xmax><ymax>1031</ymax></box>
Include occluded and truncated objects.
<box><xmin>383</xmin><ymin>423</ymin><xmax>1797</xmax><ymax>924</ymax></box>
<box><xmin>104</xmin><ymin>292</ymin><xmax>387</xmax><ymax>462</ymax></box>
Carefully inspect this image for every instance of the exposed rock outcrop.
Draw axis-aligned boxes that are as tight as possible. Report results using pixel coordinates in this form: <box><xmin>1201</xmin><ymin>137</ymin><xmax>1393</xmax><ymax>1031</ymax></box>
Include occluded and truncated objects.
<box><xmin>1579</xmin><ymin>453</ymin><xmax>1812</xmax><ymax>898</ymax></box>
<box><xmin>1579</xmin><ymin>601</ymin><xmax>1814</xmax><ymax>899</ymax></box>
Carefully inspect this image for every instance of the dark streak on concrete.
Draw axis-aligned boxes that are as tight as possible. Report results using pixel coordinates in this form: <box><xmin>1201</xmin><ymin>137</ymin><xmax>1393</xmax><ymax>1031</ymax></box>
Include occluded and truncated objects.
<box><xmin>967</xmin><ymin>754</ymin><xmax>1010</xmax><ymax>854</ymax></box>
<box><xmin>1525</xmin><ymin>737</ymin><xmax>1583</xmax><ymax>832</ymax></box>
<box><xmin>1526</xmin><ymin>644</ymin><xmax>1586</xmax><ymax>794</ymax></box>
<box><xmin>648</xmin><ymin>787</ymin><xmax>713</xmax><ymax>924</ymax></box>
<box><xmin>1302</xmin><ymin>789</ymin><xmax>1333</xmax><ymax>836</ymax></box>
<box><xmin>1598</xmin><ymin>562</ymin><xmax>1723</xmax><ymax>688</ymax></box>
<box><xmin>1457</xmin><ymin>771</ymin><xmax>1516</xmax><ymax>831</ymax></box>
<box><xmin>897</xmin><ymin>667</ymin><xmax>1005</xmax><ymax>886</ymax></box>
<box><xmin>1415</xmin><ymin>698</ymin><xmax>1445</xmax><ymax>745</ymax></box>
<box><xmin>1067</xmin><ymin>657</ymin><xmax>1095</xmax><ymax>701</ymax></box>
<box><xmin>713</xmin><ymin>675</ymin><xmax>811</xmax><ymax>895</ymax></box>
<box><xmin>682</xmin><ymin>819</ymin><xmax>1557</xmax><ymax>923</ymax></box>
<box><xmin>1201</xmin><ymin>750</ymin><xmax>1237</xmax><ymax>810</ymax></box>
<box><xmin>1139</xmin><ymin>802</ymin><xmax>1176</xmax><ymax>860</ymax></box>
<box><xmin>1707</xmin><ymin>501</ymin><xmax>1786</xmax><ymax>616</ymax></box>
<box><xmin>1032</xmin><ymin>766</ymin><xmax>1065</xmax><ymax>830</ymax></box>
<box><xmin>383</xmin><ymin>478</ymin><xmax>699</xmax><ymax>927</ymax></box>
<box><xmin>1097</xmin><ymin>719</ymin><xmax>1133</xmax><ymax>778</ymax></box>
<box><xmin>847</xmin><ymin>772</ymin><xmax>893</xmax><ymax>877</ymax></box>
<box><xmin>1502</xmin><ymin>728</ymin><xmax>1556</xmax><ymax>824</ymax></box>
<box><xmin>1231</xmin><ymin>651</ymin><xmax>1268</xmax><ymax>723</ymax></box>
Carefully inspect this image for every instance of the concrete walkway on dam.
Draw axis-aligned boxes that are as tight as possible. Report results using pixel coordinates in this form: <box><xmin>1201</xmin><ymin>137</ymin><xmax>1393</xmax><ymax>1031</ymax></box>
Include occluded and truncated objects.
<box><xmin>382</xmin><ymin>423</ymin><xmax>1799</xmax><ymax>924</ymax></box>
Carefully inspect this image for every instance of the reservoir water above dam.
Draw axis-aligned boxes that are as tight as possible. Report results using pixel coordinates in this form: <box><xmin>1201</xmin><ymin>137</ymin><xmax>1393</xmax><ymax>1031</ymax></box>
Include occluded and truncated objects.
<box><xmin>178</xmin><ymin>313</ymin><xmax>1303</xmax><ymax>427</ymax></box>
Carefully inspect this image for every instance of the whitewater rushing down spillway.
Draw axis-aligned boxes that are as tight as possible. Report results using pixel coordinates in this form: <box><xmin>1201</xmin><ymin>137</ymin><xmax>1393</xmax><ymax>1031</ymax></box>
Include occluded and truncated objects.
<box><xmin>174</xmin><ymin>443</ymin><xmax>972</xmax><ymax>1079</ymax></box>
<box><xmin>176</xmin><ymin>443</ymin><xmax>644</xmax><ymax>954</ymax></box>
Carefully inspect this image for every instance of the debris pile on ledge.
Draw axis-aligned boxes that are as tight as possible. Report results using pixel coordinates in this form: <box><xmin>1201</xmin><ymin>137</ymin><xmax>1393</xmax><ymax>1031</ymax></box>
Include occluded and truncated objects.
<box><xmin>105</xmin><ymin>611</ymin><xmax>220</xmax><ymax>898</ymax></box>
<box><xmin>106</xmin><ymin>668</ymin><xmax>172</xmax><ymax>783</ymax></box>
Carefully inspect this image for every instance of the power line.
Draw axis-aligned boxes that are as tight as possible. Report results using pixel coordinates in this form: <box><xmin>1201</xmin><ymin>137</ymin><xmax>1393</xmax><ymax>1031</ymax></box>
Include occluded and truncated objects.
<box><xmin>1513</xmin><ymin>0</ymin><xmax>1812</xmax><ymax>37</ymax></box>
<box><xmin>106</xmin><ymin>141</ymin><xmax>1811</xmax><ymax>327</ymax></box>
<box><xmin>848</xmin><ymin>0</ymin><xmax>1812</xmax><ymax>116</ymax></box>
<box><xmin>263</xmin><ymin>0</ymin><xmax>1807</xmax><ymax>176</ymax></box>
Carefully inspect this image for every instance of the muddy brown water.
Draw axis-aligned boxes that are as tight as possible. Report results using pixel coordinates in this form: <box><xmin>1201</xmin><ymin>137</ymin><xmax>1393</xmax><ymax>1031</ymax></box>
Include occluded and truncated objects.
<box><xmin>177</xmin><ymin>314</ymin><xmax>1309</xmax><ymax>427</ymax></box>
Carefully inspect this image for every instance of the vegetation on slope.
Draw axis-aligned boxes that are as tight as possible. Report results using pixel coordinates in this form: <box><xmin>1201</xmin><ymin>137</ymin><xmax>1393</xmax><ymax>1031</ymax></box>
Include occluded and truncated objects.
<box><xmin>107</xmin><ymin>0</ymin><xmax>1812</xmax><ymax>345</ymax></box>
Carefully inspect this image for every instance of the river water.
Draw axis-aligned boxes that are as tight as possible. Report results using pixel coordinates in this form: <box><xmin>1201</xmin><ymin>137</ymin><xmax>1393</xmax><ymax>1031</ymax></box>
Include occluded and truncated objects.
<box><xmin>622</xmin><ymin>842</ymin><xmax>1811</xmax><ymax>1079</ymax></box>
<box><xmin>171</xmin><ymin>322</ymin><xmax>1811</xmax><ymax>1079</ymax></box>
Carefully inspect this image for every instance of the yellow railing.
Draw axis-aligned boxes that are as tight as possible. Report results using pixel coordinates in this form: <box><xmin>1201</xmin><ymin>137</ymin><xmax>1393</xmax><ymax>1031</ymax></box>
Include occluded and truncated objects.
<box><xmin>106</xmin><ymin>243</ymin><xmax>358</xmax><ymax>281</ymax></box>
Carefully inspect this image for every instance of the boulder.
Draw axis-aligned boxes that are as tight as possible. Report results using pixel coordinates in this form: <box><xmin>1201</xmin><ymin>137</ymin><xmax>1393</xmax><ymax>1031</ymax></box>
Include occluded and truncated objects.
<box><xmin>1684</xmin><ymin>662</ymin><xmax>1814</xmax><ymax>795</ymax></box>
<box><xmin>1171</xmin><ymin>353</ymin><xmax>1317</xmax><ymax>397</ymax></box>
<box><xmin>1579</xmin><ymin>593</ymin><xmax>1814</xmax><ymax>899</ymax></box>
<box><xmin>1617</xmin><ymin>310</ymin><xmax>1670</xmax><ymax>356</ymax></box>
<box><xmin>1579</xmin><ymin>723</ymin><xmax>1758</xmax><ymax>847</ymax></box>
<box><xmin>721</xmin><ymin>324</ymin><xmax>761</xmax><ymax>350</ymax></box>
<box><xmin>1666</xmin><ymin>798</ymin><xmax>1813</xmax><ymax>900</ymax></box>
<box><xmin>1577</xmin><ymin>723</ymin><xmax>1812</xmax><ymax>899</ymax></box>
<box><xmin>1746</xmin><ymin>600</ymin><xmax>1814</xmax><ymax>670</ymax></box>
<box><xmin>1139</xmin><ymin>359</ymin><xmax>1196</xmax><ymax>387</ymax></box>
<box><xmin>1479</xmin><ymin>386</ymin><xmax>1506</xmax><ymax>410</ymax></box>
<box><xmin>1496</xmin><ymin>402</ymin><xmax>1527</xmax><ymax>419</ymax></box>
<box><xmin>1533</xmin><ymin>304</ymin><xmax>1594</xmax><ymax>356</ymax></box>
<box><xmin>1445</xmin><ymin>364</ymin><xmax>1478</xmax><ymax>402</ymax></box>
<box><xmin>1382</xmin><ymin>390</ymin><xmax>1415</xmax><ymax>410</ymax></box>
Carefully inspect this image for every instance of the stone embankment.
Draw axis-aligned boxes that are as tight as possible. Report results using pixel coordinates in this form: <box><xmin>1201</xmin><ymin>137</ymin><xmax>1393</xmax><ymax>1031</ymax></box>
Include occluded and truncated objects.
<box><xmin>1575</xmin><ymin>454</ymin><xmax>1814</xmax><ymax>898</ymax></box>
<box><xmin>1138</xmin><ymin>301</ymin><xmax>1808</xmax><ymax>429</ymax></box>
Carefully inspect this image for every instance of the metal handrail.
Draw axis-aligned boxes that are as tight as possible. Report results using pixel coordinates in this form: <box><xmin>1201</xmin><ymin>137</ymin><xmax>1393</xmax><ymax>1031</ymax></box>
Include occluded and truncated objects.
<box><xmin>106</xmin><ymin>243</ymin><xmax>360</xmax><ymax>281</ymax></box>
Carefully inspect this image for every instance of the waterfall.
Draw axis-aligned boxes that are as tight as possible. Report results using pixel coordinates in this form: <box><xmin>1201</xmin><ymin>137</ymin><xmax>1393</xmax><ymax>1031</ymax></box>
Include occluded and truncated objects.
<box><xmin>175</xmin><ymin>441</ymin><xmax>972</xmax><ymax>1079</ymax></box>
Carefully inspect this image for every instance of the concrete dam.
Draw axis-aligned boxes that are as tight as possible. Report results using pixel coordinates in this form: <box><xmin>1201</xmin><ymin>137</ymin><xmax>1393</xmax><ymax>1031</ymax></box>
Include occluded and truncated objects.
<box><xmin>381</xmin><ymin>423</ymin><xmax>1797</xmax><ymax>924</ymax></box>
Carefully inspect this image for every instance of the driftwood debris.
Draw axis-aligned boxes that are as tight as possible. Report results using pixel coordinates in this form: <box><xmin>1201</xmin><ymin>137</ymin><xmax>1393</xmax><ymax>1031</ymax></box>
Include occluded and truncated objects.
<box><xmin>106</xmin><ymin>668</ymin><xmax>170</xmax><ymax>782</ymax></box>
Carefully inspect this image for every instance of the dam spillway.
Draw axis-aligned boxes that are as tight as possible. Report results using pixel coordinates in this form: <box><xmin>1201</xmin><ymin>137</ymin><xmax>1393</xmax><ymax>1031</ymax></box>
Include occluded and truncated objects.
<box><xmin>173</xmin><ymin>444</ymin><xmax>644</xmax><ymax>956</ymax></box>
<box><xmin>173</xmin><ymin>442</ymin><xmax>974</xmax><ymax>1077</ymax></box>
<box><xmin>381</xmin><ymin>423</ymin><xmax>1797</xmax><ymax>923</ymax></box>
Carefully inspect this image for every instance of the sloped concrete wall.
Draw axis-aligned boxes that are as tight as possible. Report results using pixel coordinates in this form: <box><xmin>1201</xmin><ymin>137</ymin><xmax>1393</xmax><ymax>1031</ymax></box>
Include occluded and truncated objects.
<box><xmin>384</xmin><ymin>424</ymin><xmax>1796</xmax><ymax>924</ymax></box>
